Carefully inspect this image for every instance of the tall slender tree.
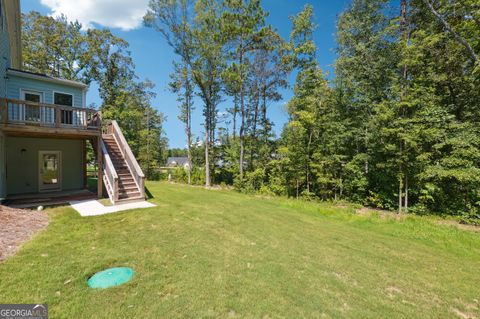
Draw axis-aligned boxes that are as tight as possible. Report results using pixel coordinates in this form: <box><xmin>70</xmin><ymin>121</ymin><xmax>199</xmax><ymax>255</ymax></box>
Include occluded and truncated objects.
<box><xmin>145</xmin><ymin>0</ymin><xmax>195</xmax><ymax>183</ymax></box>
<box><xmin>221</xmin><ymin>0</ymin><xmax>268</xmax><ymax>180</ymax></box>
<box><xmin>190</xmin><ymin>0</ymin><xmax>225</xmax><ymax>186</ymax></box>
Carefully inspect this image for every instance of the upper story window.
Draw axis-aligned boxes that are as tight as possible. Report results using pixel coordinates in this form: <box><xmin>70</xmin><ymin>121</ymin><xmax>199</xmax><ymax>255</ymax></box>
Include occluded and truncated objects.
<box><xmin>54</xmin><ymin>92</ymin><xmax>74</xmax><ymax>124</ymax></box>
<box><xmin>54</xmin><ymin>92</ymin><xmax>73</xmax><ymax>106</ymax></box>
<box><xmin>24</xmin><ymin>92</ymin><xmax>41</xmax><ymax>103</ymax></box>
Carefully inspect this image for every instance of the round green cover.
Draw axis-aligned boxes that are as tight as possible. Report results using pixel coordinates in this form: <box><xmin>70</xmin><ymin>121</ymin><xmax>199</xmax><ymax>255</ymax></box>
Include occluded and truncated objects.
<box><xmin>87</xmin><ymin>267</ymin><xmax>134</xmax><ymax>289</ymax></box>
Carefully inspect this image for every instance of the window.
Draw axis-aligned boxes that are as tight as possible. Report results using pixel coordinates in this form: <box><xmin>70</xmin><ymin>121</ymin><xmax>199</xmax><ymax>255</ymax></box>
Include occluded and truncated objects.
<box><xmin>24</xmin><ymin>92</ymin><xmax>41</xmax><ymax>103</ymax></box>
<box><xmin>54</xmin><ymin>92</ymin><xmax>73</xmax><ymax>106</ymax></box>
<box><xmin>24</xmin><ymin>92</ymin><xmax>41</xmax><ymax>122</ymax></box>
<box><xmin>20</xmin><ymin>90</ymin><xmax>43</xmax><ymax>123</ymax></box>
<box><xmin>54</xmin><ymin>92</ymin><xmax>74</xmax><ymax>125</ymax></box>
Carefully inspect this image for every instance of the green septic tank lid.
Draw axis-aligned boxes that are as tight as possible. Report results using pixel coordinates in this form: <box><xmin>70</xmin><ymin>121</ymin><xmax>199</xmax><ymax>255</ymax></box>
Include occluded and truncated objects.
<box><xmin>87</xmin><ymin>267</ymin><xmax>134</xmax><ymax>289</ymax></box>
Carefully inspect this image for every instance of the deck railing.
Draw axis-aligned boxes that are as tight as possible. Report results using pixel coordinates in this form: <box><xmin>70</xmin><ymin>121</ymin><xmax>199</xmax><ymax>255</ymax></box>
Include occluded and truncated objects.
<box><xmin>100</xmin><ymin>140</ymin><xmax>119</xmax><ymax>203</ymax></box>
<box><xmin>0</xmin><ymin>98</ymin><xmax>101</xmax><ymax>129</ymax></box>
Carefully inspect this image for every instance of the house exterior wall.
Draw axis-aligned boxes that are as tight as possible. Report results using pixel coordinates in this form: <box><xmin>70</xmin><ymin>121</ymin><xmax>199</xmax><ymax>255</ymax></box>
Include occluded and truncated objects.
<box><xmin>5</xmin><ymin>137</ymin><xmax>84</xmax><ymax>195</ymax></box>
<box><xmin>0</xmin><ymin>132</ymin><xmax>5</xmax><ymax>199</ymax></box>
<box><xmin>0</xmin><ymin>1</ymin><xmax>11</xmax><ymax>98</ymax></box>
<box><xmin>0</xmin><ymin>1</ymin><xmax>9</xmax><ymax>199</ymax></box>
<box><xmin>6</xmin><ymin>74</ymin><xmax>85</xmax><ymax>107</ymax></box>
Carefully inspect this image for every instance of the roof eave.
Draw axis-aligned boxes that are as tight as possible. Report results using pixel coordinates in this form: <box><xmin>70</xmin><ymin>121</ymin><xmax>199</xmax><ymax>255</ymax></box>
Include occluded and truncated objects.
<box><xmin>6</xmin><ymin>69</ymin><xmax>89</xmax><ymax>89</ymax></box>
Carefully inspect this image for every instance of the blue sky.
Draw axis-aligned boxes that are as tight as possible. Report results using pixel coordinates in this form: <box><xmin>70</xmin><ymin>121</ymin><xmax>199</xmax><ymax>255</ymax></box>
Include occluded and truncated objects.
<box><xmin>22</xmin><ymin>0</ymin><xmax>350</xmax><ymax>148</ymax></box>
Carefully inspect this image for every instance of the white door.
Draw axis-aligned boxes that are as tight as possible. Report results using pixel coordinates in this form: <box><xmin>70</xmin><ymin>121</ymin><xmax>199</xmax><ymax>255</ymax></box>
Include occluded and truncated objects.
<box><xmin>39</xmin><ymin>151</ymin><xmax>62</xmax><ymax>192</ymax></box>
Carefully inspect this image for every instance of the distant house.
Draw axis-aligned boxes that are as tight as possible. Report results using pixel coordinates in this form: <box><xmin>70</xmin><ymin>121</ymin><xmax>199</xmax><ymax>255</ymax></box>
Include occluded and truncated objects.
<box><xmin>0</xmin><ymin>0</ymin><xmax>145</xmax><ymax>205</ymax></box>
<box><xmin>167</xmin><ymin>157</ymin><xmax>191</xmax><ymax>170</ymax></box>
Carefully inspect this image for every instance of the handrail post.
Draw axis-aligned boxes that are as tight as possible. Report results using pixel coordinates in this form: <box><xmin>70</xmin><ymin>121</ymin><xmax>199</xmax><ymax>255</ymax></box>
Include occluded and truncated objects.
<box><xmin>55</xmin><ymin>107</ymin><xmax>61</xmax><ymax>128</ymax></box>
<box><xmin>0</xmin><ymin>98</ymin><xmax>7</xmax><ymax>124</ymax></box>
<box><xmin>114</xmin><ymin>177</ymin><xmax>119</xmax><ymax>203</ymax></box>
<box><xmin>97</xmin><ymin>136</ymin><xmax>103</xmax><ymax>198</ymax></box>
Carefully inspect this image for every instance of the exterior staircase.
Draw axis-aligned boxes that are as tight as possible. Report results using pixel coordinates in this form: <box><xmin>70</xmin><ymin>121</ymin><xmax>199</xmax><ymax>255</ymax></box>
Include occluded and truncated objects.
<box><xmin>101</xmin><ymin>121</ymin><xmax>145</xmax><ymax>204</ymax></box>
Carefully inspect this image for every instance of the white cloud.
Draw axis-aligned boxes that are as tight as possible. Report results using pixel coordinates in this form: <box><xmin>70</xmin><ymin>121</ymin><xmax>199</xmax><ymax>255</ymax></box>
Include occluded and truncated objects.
<box><xmin>40</xmin><ymin>0</ymin><xmax>150</xmax><ymax>31</ymax></box>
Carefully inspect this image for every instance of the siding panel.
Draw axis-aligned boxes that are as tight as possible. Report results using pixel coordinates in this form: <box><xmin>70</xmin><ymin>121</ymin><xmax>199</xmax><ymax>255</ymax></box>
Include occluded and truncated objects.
<box><xmin>0</xmin><ymin>2</ymin><xmax>10</xmax><ymax>98</ymax></box>
<box><xmin>6</xmin><ymin>74</ymin><xmax>85</xmax><ymax>107</ymax></box>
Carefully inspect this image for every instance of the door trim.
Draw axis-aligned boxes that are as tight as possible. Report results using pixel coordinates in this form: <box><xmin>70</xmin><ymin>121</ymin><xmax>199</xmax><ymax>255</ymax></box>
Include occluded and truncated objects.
<box><xmin>38</xmin><ymin>151</ymin><xmax>62</xmax><ymax>192</ymax></box>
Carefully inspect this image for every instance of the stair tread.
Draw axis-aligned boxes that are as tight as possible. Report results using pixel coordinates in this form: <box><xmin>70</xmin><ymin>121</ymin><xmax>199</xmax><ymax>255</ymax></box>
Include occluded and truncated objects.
<box><xmin>120</xmin><ymin>186</ymin><xmax>139</xmax><ymax>190</ymax></box>
<box><xmin>119</xmin><ymin>190</ymin><xmax>139</xmax><ymax>194</ymax></box>
<box><xmin>119</xmin><ymin>194</ymin><xmax>141</xmax><ymax>199</ymax></box>
<box><xmin>103</xmin><ymin>131</ymin><xmax>144</xmax><ymax>202</ymax></box>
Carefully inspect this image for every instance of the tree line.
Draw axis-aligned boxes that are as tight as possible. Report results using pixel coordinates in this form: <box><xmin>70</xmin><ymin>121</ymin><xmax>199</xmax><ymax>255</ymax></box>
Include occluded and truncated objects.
<box><xmin>21</xmin><ymin>1</ymin><xmax>480</xmax><ymax>222</ymax></box>
<box><xmin>145</xmin><ymin>0</ymin><xmax>480</xmax><ymax>222</ymax></box>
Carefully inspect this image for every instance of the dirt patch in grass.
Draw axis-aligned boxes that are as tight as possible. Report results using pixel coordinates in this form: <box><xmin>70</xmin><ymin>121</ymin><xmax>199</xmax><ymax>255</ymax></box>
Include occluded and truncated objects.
<box><xmin>436</xmin><ymin>220</ymin><xmax>480</xmax><ymax>233</ymax></box>
<box><xmin>0</xmin><ymin>205</ymin><xmax>49</xmax><ymax>261</ymax></box>
<box><xmin>357</xmin><ymin>207</ymin><xmax>480</xmax><ymax>233</ymax></box>
<box><xmin>356</xmin><ymin>207</ymin><xmax>407</xmax><ymax>220</ymax></box>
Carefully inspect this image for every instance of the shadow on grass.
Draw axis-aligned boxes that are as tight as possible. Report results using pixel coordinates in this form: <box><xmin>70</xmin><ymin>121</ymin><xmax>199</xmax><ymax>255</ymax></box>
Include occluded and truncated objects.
<box><xmin>145</xmin><ymin>186</ymin><xmax>154</xmax><ymax>199</ymax></box>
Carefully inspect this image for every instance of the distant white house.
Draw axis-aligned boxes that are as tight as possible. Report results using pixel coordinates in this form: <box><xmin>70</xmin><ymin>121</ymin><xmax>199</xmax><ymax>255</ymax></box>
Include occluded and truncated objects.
<box><xmin>167</xmin><ymin>157</ymin><xmax>191</xmax><ymax>170</ymax></box>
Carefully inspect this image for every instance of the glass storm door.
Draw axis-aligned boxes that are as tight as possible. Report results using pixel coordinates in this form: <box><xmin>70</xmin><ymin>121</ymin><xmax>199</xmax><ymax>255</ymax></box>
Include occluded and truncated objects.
<box><xmin>39</xmin><ymin>151</ymin><xmax>62</xmax><ymax>191</ymax></box>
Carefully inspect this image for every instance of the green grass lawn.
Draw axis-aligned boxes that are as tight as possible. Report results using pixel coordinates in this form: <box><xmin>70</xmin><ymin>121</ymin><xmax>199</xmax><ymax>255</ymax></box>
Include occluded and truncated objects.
<box><xmin>1</xmin><ymin>182</ymin><xmax>479</xmax><ymax>318</ymax></box>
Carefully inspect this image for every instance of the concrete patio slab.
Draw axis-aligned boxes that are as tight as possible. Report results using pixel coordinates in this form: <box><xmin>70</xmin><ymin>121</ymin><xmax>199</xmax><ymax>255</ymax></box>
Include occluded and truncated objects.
<box><xmin>70</xmin><ymin>199</ymin><xmax>156</xmax><ymax>217</ymax></box>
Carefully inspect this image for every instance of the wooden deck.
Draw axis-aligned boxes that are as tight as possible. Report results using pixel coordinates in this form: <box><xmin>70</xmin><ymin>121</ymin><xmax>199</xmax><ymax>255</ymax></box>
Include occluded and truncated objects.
<box><xmin>0</xmin><ymin>98</ymin><xmax>101</xmax><ymax>138</ymax></box>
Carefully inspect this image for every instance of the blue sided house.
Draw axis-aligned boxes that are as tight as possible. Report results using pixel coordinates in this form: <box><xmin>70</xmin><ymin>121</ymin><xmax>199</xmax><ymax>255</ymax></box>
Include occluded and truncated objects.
<box><xmin>0</xmin><ymin>0</ymin><xmax>145</xmax><ymax>205</ymax></box>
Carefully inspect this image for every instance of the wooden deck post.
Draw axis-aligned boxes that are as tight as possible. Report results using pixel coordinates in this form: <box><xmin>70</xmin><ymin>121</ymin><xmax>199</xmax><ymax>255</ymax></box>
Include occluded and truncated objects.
<box><xmin>82</xmin><ymin>139</ymin><xmax>87</xmax><ymax>189</ymax></box>
<box><xmin>0</xmin><ymin>98</ymin><xmax>7</xmax><ymax>124</ymax></box>
<box><xmin>97</xmin><ymin>136</ymin><xmax>103</xmax><ymax>198</ymax></box>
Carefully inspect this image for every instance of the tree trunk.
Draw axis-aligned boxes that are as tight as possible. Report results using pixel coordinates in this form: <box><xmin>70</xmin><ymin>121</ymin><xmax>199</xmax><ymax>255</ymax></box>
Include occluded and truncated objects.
<box><xmin>232</xmin><ymin>96</ymin><xmax>238</xmax><ymax>139</ymax></box>
<box><xmin>262</xmin><ymin>85</ymin><xmax>268</xmax><ymax>144</ymax></box>
<box><xmin>398</xmin><ymin>175</ymin><xmax>403</xmax><ymax>214</ymax></box>
<box><xmin>405</xmin><ymin>175</ymin><xmax>408</xmax><ymax>213</ymax></box>
<box><xmin>239</xmin><ymin>49</ymin><xmax>245</xmax><ymax>180</ymax></box>
<box><xmin>250</xmin><ymin>86</ymin><xmax>259</xmax><ymax>170</ymax></box>
<box><xmin>186</xmin><ymin>70</ymin><xmax>193</xmax><ymax>185</ymax></box>
<box><xmin>364</xmin><ymin>127</ymin><xmax>369</xmax><ymax>174</ymax></box>
<box><xmin>205</xmin><ymin>128</ymin><xmax>210</xmax><ymax>187</ymax></box>
<box><xmin>400</xmin><ymin>0</ymin><xmax>409</xmax><ymax>214</ymax></box>
<box><xmin>306</xmin><ymin>131</ymin><xmax>313</xmax><ymax>193</ymax></box>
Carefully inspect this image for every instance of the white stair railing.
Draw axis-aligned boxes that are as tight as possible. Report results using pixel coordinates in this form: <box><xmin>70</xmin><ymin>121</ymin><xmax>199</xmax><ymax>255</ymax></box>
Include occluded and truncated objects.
<box><xmin>107</xmin><ymin>120</ymin><xmax>145</xmax><ymax>199</ymax></box>
<box><xmin>101</xmin><ymin>140</ymin><xmax>119</xmax><ymax>203</ymax></box>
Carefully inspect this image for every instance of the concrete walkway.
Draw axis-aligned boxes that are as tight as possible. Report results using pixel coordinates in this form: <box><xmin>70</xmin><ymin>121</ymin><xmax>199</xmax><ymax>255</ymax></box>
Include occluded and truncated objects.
<box><xmin>70</xmin><ymin>199</ymin><xmax>156</xmax><ymax>217</ymax></box>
